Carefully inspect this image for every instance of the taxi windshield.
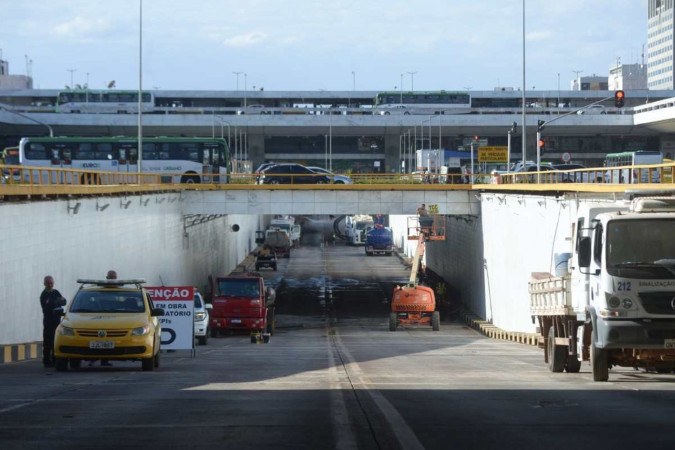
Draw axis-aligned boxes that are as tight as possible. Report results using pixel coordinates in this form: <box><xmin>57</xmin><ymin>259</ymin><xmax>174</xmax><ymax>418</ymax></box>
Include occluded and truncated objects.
<box><xmin>71</xmin><ymin>291</ymin><xmax>145</xmax><ymax>313</ymax></box>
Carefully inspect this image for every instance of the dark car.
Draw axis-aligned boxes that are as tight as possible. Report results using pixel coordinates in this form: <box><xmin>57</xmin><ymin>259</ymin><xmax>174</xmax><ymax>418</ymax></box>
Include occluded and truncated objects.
<box><xmin>257</xmin><ymin>163</ymin><xmax>331</xmax><ymax>184</ymax></box>
<box><xmin>552</xmin><ymin>163</ymin><xmax>587</xmax><ymax>182</ymax></box>
<box><xmin>254</xmin><ymin>162</ymin><xmax>278</xmax><ymax>183</ymax></box>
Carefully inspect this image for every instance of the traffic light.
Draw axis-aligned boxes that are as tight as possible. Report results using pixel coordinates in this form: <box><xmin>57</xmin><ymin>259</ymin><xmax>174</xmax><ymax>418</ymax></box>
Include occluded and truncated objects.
<box><xmin>537</xmin><ymin>120</ymin><xmax>546</xmax><ymax>131</ymax></box>
<box><xmin>614</xmin><ymin>90</ymin><xmax>625</xmax><ymax>108</ymax></box>
<box><xmin>510</xmin><ymin>121</ymin><xmax>517</xmax><ymax>134</ymax></box>
<box><xmin>538</xmin><ymin>138</ymin><xmax>546</xmax><ymax>152</ymax></box>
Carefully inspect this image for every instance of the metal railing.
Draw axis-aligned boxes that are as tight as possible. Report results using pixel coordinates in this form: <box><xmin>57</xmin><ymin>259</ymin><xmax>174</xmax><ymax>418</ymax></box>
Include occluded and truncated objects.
<box><xmin>2</xmin><ymin>162</ymin><xmax>673</xmax><ymax>198</ymax></box>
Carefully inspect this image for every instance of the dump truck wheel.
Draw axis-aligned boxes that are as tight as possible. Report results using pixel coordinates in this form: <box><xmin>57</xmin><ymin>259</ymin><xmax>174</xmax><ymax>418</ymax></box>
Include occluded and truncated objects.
<box><xmin>389</xmin><ymin>312</ymin><xmax>398</xmax><ymax>331</ymax></box>
<box><xmin>547</xmin><ymin>327</ymin><xmax>566</xmax><ymax>372</ymax></box>
<box><xmin>432</xmin><ymin>311</ymin><xmax>440</xmax><ymax>331</ymax></box>
<box><xmin>591</xmin><ymin>329</ymin><xmax>609</xmax><ymax>381</ymax></box>
<box><xmin>565</xmin><ymin>355</ymin><xmax>582</xmax><ymax>373</ymax></box>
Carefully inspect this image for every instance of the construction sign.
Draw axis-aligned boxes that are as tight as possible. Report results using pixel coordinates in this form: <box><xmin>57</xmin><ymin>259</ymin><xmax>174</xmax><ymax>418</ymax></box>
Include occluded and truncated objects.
<box><xmin>477</xmin><ymin>146</ymin><xmax>508</xmax><ymax>163</ymax></box>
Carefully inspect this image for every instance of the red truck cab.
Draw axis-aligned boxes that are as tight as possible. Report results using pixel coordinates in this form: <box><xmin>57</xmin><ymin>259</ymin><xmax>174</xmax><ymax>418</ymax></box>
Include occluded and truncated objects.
<box><xmin>209</xmin><ymin>273</ymin><xmax>276</xmax><ymax>338</ymax></box>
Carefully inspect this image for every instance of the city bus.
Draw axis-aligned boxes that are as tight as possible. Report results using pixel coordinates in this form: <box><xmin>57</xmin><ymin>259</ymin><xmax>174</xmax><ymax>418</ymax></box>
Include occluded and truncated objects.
<box><xmin>603</xmin><ymin>150</ymin><xmax>663</xmax><ymax>183</ymax></box>
<box><xmin>17</xmin><ymin>136</ymin><xmax>230</xmax><ymax>184</ymax></box>
<box><xmin>1</xmin><ymin>146</ymin><xmax>20</xmax><ymax>182</ymax></box>
<box><xmin>55</xmin><ymin>90</ymin><xmax>154</xmax><ymax>114</ymax></box>
<box><xmin>374</xmin><ymin>91</ymin><xmax>471</xmax><ymax>114</ymax></box>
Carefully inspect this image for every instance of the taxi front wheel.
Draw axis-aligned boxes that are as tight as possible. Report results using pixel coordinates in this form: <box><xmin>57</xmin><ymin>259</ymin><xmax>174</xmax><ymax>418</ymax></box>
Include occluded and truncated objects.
<box><xmin>55</xmin><ymin>358</ymin><xmax>68</xmax><ymax>371</ymax></box>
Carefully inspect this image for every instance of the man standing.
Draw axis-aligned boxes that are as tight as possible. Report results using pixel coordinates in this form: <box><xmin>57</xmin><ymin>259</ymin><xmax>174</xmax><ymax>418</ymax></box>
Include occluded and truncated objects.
<box><xmin>417</xmin><ymin>203</ymin><xmax>433</xmax><ymax>236</ymax></box>
<box><xmin>40</xmin><ymin>275</ymin><xmax>66</xmax><ymax>367</ymax></box>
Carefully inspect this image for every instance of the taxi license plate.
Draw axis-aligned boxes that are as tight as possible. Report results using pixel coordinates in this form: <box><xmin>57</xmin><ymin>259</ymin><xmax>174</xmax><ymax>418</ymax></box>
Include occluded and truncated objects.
<box><xmin>89</xmin><ymin>341</ymin><xmax>115</xmax><ymax>349</ymax></box>
<box><xmin>665</xmin><ymin>339</ymin><xmax>675</xmax><ymax>349</ymax></box>
<box><xmin>231</xmin><ymin>319</ymin><xmax>241</xmax><ymax>324</ymax></box>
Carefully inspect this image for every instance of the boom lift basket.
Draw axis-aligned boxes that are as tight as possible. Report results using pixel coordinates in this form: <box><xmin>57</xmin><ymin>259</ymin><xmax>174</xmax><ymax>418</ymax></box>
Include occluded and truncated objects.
<box><xmin>407</xmin><ymin>215</ymin><xmax>445</xmax><ymax>241</ymax></box>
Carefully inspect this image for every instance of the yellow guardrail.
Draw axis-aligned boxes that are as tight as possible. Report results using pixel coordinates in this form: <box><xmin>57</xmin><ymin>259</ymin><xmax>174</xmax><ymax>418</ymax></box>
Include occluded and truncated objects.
<box><xmin>1</xmin><ymin>162</ymin><xmax>673</xmax><ymax>199</ymax></box>
<box><xmin>494</xmin><ymin>162</ymin><xmax>675</xmax><ymax>186</ymax></box>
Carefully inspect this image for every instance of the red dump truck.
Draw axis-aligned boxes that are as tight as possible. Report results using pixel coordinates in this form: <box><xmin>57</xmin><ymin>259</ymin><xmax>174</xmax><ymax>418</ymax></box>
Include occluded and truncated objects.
<box><xmin>209</xmin><ymin>273</ymin><xmax>276</xmax><ymax>343</ymax></box>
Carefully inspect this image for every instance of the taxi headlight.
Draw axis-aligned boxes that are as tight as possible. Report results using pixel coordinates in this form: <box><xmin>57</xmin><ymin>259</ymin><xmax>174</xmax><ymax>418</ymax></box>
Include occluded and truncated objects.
<box><xmin>58</xmin><ymin>326</ymin><xmax>75</xmax><ymax>336</ymax></box>
<box><xmin>194</xmin><ymin>312</ymin><xmax>207</xmax><ymax>321</ymax></box>
<box><xmin>131</xmin><ymin>325</ymin><xmax>150</xmax><ymax>336</ymax></box>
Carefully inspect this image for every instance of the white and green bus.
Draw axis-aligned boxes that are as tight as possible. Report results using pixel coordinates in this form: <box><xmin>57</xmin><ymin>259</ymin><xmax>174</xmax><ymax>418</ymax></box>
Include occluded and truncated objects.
<box><xmin>18</xmin><ymin>136</ymin><xmax>230</xmax><ymax>184</ymax></box>
<box><xmin>604</xmin><ymin>151</ymin><xmax>663</xmax><ymax>184</ymax></box>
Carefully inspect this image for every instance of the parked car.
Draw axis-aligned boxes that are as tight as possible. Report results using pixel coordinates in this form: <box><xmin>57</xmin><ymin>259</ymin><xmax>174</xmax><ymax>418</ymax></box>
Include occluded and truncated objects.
<box><xmin>577</xmin><ymin>104</ymin><xmax>607</xmax><ymax>115</ymax></box>
<box><xmin>305</xmin><ymin>166</ymin><xmax>353</xmax><ymax>184</ymax></box>
<box><xmin>53</xmin><ymin>278</ymin><xmax>164</xmax><ymax>371</ymax></box>
<box><xmin>237</xmin><ymin>104</ymin><xmax>269</xmax><ymax>115</ymax></box>
<box><xmin>254</xmin><ymin>162</ymin><xmax>278</xmax><ymax>183</ymax></box>
<box><xmin>193</xmin><ymin>290</ymin><xmax>210</xmax><ymax>345</ymax></box>
<box><xmin>377</xmin><ymin>105</ymin><xmax>411</xmax><ymax>115</ymax></box>
<box><xmin>257</xmin><ymin>163</ymin><xmax>331</xmax><ymax>184</ymax></box>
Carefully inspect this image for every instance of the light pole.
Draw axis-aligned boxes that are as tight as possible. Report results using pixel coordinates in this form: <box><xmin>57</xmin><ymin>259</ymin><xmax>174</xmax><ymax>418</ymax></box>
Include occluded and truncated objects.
<box><xmin>67</xmin><ymin>69</ymin><xmax>77</xmax><ymax>89</ymax></box>
<box><xmin>137</xmin><ymin>0</ymin><xmax>143</xmax><ymax>174</ymax></box>
<box><xmin>400</xmin><ymin>74</ymin><xmax>404</xmax><ymax>104</ymax></box>
<box><xmin>244</xmin><ymin>73</ymin><xmax>248</xmax><ymax>108</ymax></box>
<box><xmin>232</xmin><ymin>71</ymin><xmax>242</xmax><ymax>90</ymax></box>
<box><xmin>352</xmin><ymin>71</ymin><xmax>356</xmax><ymax>91</ymax></box>
<box><xmin>407</xmin><ymin>71</ymin><xmax>417</xmax><ymax>92</ymax></box>
<box><xmin>521</xmin><ymin>0</ymin><xmax>526</xmax><ymax>167</ymax></box>
<box><xmin>557</xmin><ymin>72</ymin><xmax>560</xmax><ymax>112</ymax></box>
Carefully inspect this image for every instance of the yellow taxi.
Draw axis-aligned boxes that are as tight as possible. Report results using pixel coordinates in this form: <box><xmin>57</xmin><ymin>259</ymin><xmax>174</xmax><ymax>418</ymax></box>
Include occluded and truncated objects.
<box><xmin>54</xmin><ymin>279</ymin><xmax>165</xmax><ymax>371</ymax></box>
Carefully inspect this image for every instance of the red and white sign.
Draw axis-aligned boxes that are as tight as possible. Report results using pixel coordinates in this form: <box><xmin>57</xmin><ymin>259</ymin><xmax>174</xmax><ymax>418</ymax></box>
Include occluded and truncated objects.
<box><xmin>146</xmin><ymin>286</ymin><xmax>194</xmax><ymax>301</ymax></box>
<box><xmin>561</xmin><ymin>152</ymin><xmax>571</xmax><ymax>163</ymax></box>
<box><xmin>146</xmin><ymin>286</ymin><xmax>194</xmax><ymax>350</ymax></box>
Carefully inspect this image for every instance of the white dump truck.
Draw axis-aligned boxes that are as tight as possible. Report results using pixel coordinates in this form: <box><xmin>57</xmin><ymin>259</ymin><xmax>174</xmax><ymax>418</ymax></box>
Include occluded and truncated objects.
<box><xmin>345</xmin><ymin>215</ymin><xmax>374</xmax><ymax>245</ymax></box>
<box><xmin>529</xmin><ymin>192</ymin><xmax>675</xmax><ymax>381</ymax></box>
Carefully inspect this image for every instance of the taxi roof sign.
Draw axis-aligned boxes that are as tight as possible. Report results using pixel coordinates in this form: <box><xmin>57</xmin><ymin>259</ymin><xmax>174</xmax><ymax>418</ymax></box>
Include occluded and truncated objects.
<box><xmin>76</xmin><ymin>278</ymin><xmax>147</xmax><ymax>286</ymax></box>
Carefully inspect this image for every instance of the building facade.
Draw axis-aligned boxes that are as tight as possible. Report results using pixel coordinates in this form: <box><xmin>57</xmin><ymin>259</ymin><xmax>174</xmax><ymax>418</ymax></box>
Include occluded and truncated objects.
<box><xmin>648</xmin><ymin>0</ymin><xmax>675</xmax><ymax>89</ymax></box>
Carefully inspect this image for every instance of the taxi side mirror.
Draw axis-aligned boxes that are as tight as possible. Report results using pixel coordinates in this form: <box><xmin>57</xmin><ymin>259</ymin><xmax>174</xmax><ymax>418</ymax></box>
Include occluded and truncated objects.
<box><xmin>151</xmin><ymin>308</ymin><xmax>165</xmax><ymax>317</ymax></box>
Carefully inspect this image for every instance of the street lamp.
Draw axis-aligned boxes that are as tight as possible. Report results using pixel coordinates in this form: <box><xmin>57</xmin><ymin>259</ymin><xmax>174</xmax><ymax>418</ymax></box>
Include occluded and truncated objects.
<box><xmin>244</xmin><ymin>73</ymin><xmax>248</xmax><ymax>108</ymax></box>
<box><xmin>352</xmin><ymin>71</ymin><xmax>356</xmax><ymax>91</ymax></box>
<box><xmin>400</xmin><ymin>74</ymin><xmax>404</xmax><ymax>104</ymax></box>
<box><xmin>521</xmin><ymin>0</ymin><xmax>526</xmax><ymax>167</ymax></box>
<box><xmin>407</xmin><ymin>71</ymin><xmax>417</xmax><ymax>92</ymax></box>
<box><xmin>67</xmin><ymin>68</ymin><xmax>77</xmax><ymax>89</ymax></box>
<box><xmin>137</xmin><ymin>0</ymin><xmax>143</xmax><ymax>174</ymax></box>
<box><xmin>232</xmin><ymin>71</ymin><xmax>242</xmax><ymax>90</ymax></box>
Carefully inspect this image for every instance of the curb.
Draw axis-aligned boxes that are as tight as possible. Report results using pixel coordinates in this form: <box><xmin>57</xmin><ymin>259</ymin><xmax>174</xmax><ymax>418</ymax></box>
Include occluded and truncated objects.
<box><xmin>1</xmin><ymin>342</ymin><xmax>42</xmax><ymax>364</ymax></box>
<box><xmin>460</xmin><ymin>309</ymin><xmax>540</xmax><ymax>347</ymax></box>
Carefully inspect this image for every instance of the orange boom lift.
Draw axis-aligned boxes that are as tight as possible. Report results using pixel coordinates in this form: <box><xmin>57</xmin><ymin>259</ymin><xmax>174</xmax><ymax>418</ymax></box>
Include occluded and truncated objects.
<box><xmin>389</xmin><ymin>214</ymin><xmax>445</xmax><ymax>331</ymax></box>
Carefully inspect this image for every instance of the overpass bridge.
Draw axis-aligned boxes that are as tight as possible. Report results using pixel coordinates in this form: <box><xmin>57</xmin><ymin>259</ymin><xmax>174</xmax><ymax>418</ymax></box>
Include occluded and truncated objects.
<box><xmin>1</xmin><ymin>165</ymin><xmax>674</xmax><ymax>355</ymax></box>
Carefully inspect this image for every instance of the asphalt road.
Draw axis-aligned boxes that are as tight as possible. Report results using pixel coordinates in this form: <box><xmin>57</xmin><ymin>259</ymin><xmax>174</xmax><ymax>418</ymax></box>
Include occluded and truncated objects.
<box><xmin>1</xmin><ymin>234</ymin><xmax>674</xmax><ymax>450</ymax></box>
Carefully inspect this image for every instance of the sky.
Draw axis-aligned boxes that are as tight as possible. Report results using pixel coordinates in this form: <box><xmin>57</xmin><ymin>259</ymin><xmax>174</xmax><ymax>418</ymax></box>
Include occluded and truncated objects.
<box><xmin>0</xmin><ymin>0</ymin><xmax>647</xmax><ymax>92</ymax></box>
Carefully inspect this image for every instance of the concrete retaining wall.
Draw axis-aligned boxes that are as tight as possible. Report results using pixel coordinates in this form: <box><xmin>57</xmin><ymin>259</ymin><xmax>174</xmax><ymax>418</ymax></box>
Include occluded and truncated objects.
<box><xmin>0</xmin><ymin>193</ymin><xmax>263</xmax><ymax>348</ymax></box>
